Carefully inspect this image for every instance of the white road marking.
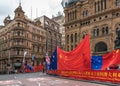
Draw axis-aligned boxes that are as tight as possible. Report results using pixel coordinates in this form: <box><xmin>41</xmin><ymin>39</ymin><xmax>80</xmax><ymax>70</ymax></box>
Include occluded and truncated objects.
<box><xmin>37</xmin><ymin>82</ymin><xmax>41</xmax><ymax>86</ymax></box>
<box><xmin>17</xmin><ymin>80</ymin><xmax>22</xmax><ymax>85</ymax></box>
<box><xmin>27</xmin><ymin>78</ymin><xmax>46</xmax><ymax>81</ymax></box>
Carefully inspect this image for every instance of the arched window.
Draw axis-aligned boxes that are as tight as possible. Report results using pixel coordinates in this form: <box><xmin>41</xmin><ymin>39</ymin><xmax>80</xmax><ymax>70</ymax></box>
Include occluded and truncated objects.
<box><xmin>71</xmin><ymin>34</ymin><xmax>73</xmax><ymax>43</ymax></box>
<box><xmin>67</xmin><ymin>35</ymin><xmax>69</xmax><ymax>44</ymax></box>
<box><xmin>105</xmin><ymin>26</ymin><xmax>108</xmax><ymax>34</ymax></box>
<box><xmin>95</xmin><ymin>42</ymin><xmax>107</xmax><ymax>52</ymax></box>
<box><xmin>75</xmin><ymin>10</ymin><xmax>77</xmax><ymax>19</ymax></box>
<box><xmin>75</xmin><ymin>33</ymin><xmax>77</xmax><ymax>42</ymax></box>
<box><xmin>101</xmin><ymin>0</ymin><xmax>103</xmax><ymax>10</ymax></box>
<box><xmin>97</xmin><ymin>29</ymin><xmax>99</xmax><ymax>36</ymax></box>
<box><xmin>93</xmin><ymin>29</ymin><xmax>98</xmax><ymax>36</ymax></box>
<box><xmin>104</xmin><ymin>0</ymin><xmax>106</xmax><ymax>9</ymax></box>
<box><xmin>102</xmin><ymin>27</ymin><xmax>105</xmax><ymax>34</ymax></box>
<box><xmin>116</xmin><ymin>0</ymin><xmax>119</xmax><ymax>6</ymax></box>
<box><xmin>102</xmin><ymin>26</ymin><xmax>108</xmax><ymax>35</ymax></box>
<box><xmin>68</xmin><ymin>13</ymin><xmax>70</xmax><ymax>21</ymax></box>
<box><xmin>82</xmin><ymin>31</ymin><xmax>86</xmax><ymax>39</ymax></box>
<box><xmin>82</xmin><ymin>34</ymin><xmax>85</xmax><ymax>39</ymax></box>
<box><xmin>72</xmin><ymin>12</ymin><xmax>74</xmax><ymax>20</ymax></box>
<box><xmin>98</xmin><ymin>0</ymin><xmax>100</xmax><ymax>11</ymax></box>
<box><xmin>94</xmin><ymin>2</ymin><xmax>97</xmax><ymax>12</ymax></box>
<box><xmin>71</xmin><ymin>45</ymin><xmax>73</xmax><ymax>51</ymax></box>
<box><xmin>69</xmin><ymin>12</ymin><xmax>71</xmax><ymax>20</ymax></box>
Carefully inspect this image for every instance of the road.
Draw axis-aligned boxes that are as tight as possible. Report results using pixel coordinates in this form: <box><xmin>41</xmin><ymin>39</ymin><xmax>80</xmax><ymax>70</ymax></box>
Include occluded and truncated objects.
<box><xmin>0</xmin><ymin>72</ymin><xmax>119</xmax><ymax>86</ymax></box>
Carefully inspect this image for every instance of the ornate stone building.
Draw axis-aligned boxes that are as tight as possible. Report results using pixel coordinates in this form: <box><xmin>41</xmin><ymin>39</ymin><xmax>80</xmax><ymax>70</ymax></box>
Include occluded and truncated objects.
<box><xmin>62</xmin><ymin>0</ymin><xmax>120</xmax><ymax>55</ymax></box>
<box><xmin>0</xmin><ymin>4</ymin><xmax>46</xmax><ymax>73</ymax></box>
<box><xmin>35</xmin><ymin>16</ymin><xmax>62</xmax><ymax>57</ymax></box>
<box><xmin>52</xmin><ymin>14</ymin><xmax>65</xmax><ymax>50</ymax></box>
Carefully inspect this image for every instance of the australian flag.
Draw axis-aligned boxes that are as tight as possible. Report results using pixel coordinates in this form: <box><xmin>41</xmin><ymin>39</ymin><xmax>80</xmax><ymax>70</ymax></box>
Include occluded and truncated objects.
<box><xmin>91</xmin><ymin>56</ymin><xmax>102</xmax><ymax>70</ymax></box>
<box><xmin>50</xmin><ymin>48</ymin><xmax>57</xmax><ymax>70</ymax></box>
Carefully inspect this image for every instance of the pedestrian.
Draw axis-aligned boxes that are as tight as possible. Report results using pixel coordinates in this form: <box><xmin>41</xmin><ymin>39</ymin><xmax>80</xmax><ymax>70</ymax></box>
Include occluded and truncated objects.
<box><xmin>42</xmin><ymin>62</ymin><xmax>45</xmax><ymax>73</ymax></box>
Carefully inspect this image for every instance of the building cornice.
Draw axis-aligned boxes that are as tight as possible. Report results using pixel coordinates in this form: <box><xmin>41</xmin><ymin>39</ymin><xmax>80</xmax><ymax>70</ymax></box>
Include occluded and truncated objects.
<box><xmin>64</xmin><ymin>7</ymin><xmax>120</xmax><ymax>26</ymax></box>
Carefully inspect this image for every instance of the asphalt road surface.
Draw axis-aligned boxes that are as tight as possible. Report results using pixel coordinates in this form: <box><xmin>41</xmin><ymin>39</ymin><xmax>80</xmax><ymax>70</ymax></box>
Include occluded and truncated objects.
<box><xmin>0</xmin><ymin>72</ymin><xmax>119</xmax><ymax>86</ymax></box>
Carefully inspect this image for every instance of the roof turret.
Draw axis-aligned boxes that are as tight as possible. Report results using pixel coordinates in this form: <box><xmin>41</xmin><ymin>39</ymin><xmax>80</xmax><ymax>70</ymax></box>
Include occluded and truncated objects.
<box><xmin>14</xmin><ymin>3</ymin><xmax>24</xmax><ymax>13</ymax></box>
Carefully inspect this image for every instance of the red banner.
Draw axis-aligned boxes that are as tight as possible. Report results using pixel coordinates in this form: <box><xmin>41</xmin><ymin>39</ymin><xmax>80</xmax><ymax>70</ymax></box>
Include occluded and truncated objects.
<box><xmin>58</xmin><ymin>34</ymin><xmax>91</xmax><ymax>71</ymax></box>
<box><xmin>47</xmin><ymin>70</ymin><xmax>120</xmax><ymax>84</ymax></box>
<box><xmin>24</xmin><ymin>65</ymin><xmax>43</xmax><ymax>73</ymax></box>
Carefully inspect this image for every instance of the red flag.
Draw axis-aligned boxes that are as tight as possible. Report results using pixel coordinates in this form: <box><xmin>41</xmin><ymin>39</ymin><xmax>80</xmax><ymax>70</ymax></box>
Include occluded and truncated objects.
<box><xmin>58</xmin><ymin>34</ymin><xmax>91</xmax><ymax>71</ymax></box>
<box><xmin>102</xmin><ymin>49</ymin><xmax>120</xmax><ymax>70</ymax></box>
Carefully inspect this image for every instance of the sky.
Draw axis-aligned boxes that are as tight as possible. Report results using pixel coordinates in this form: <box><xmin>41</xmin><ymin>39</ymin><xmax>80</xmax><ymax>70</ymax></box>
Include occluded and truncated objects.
<box><xmin>0</xmin><ymin>0</ymin><xmax>63</xmax><ymax>25</ymax></box>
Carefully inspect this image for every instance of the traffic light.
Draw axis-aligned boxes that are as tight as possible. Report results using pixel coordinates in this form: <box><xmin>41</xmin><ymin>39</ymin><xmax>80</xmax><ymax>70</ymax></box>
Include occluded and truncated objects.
<box><xmin>114</xmin><ymin>30</ymin><xmax>120</xmax><ymax>49</ymax></box>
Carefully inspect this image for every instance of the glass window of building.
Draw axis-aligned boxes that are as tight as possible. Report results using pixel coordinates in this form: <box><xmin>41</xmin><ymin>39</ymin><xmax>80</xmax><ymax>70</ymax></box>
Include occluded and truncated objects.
<box><xmin>116</xmin><ymin>0</ymin><xmax>119</xmax><ymax>6</ymax></box>
<box><xmin>71</xmin><ymin>34</ymin><xmax>73</xmax><ymax>43</ymax></box>
<box><xmin>94</xmin><ymin>2</ymin><xmax>97</xmax><ymax>12</ymax></box>
<box><xmin>67</xmin><ymin>35</ymin><xmax>69</xmax><ymax>44</ymax></box>
<box><xmin>75</xmin><ymin>33</ymin><xmax>77</xmax><ymax>42</ymax></box>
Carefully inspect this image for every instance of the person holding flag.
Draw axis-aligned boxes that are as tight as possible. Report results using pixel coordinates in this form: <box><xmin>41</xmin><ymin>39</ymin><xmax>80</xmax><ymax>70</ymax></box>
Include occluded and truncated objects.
<box><xmin>44</xmin><ymin>52</ymin><xmax>50</xmax><ymax>73</ymax></box>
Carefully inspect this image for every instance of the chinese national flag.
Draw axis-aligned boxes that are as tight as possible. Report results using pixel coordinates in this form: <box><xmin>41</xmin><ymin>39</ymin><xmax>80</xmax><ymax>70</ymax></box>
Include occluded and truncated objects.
<box><xmin>102</xmin><ymin>49</ymin><xmax>120</xmax><ymax>70</ymax></box>
<box><xmin>58</xmin><ymin>34</ymin><xmax>91</xmax><ymax>71</ymax></box>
